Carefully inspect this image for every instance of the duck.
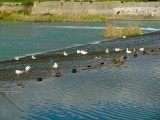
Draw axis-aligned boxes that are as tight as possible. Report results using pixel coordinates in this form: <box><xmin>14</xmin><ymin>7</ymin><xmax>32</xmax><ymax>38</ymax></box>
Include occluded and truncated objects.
<box><xmin>81</xmin><ymin>50</ymin><xmax>88</xmax><ymax>55</ymax></box>
<box><xmin>32</xmin><ymin>55</ymin><xmax>36</xmax><ymax>60</ymax></box>
<box><xmin>95</xmin><ymin>56</ymin><xmax>101</xmax><ymax>60</ymax></box>
<box><xmin>15</xmin><ymin>70</ymin><xmax>24</xmax><ymax>77</ymax></box>
<box><xmin>25</xmin><ymin>65</ymin><xmax>31</xmax><ymax>72</ymax></box>
<box><xmin>55</xmin><ymin>72</ymin><xmax>62</xmax><ymax>77</ymax></box>
<box><xmin>139</xmin><ymin>47</ymin><xmax>144</xmax><ymax>52</ymax></box>
<box><xmin>100</xmin><ymin>61</ymin><xmax>105</xmax><ymax>65</ymax></box>
<box><xmin>15</xmin><ymin>57</ymin><xmax>19</xmax><ymax>61</ymax></box>
<box><xmin>119</xmin><ymin>56</ymin><xmax>127</xmax><ymax>62</ymax></box>
<box><xmin>63</xmin><ymin>51</ymin><xmax>68</xmax><ymax>56</ymax></box>
<box><xmin>77</xmin><ymin>50</ymin><xmax>81</xmax><ymax>54</ymax></box>
<box><xmin>113</xmin><ymin>59</ymin><xmax>122</xmax><ymax>65</ymax></box>
<box><xmin>80</xmin><ymin>50</ymin><xmax>84</xmax><ymax>54</ymax></box>
<box><xmin>142</xmin><ymin>50</ymin><xmax>150</xmax><ymax>55</ymax></box>
<box><xmin>115</xmin><ymin>48</ymin><xmax>122</xmax><ymax>52</ymax></box>
<box><xmin>111</xmin><ymin>56</ymin><xmax>127</xmax><ymax>66</ymax></box>
<box><xmin>133</xmin><ymin>48</ymin><xmax>138</xmax><ymax>58</ymax></box>
<box><xmin>106</xmin><ymin>49</ymin><xmax>109</xmax><ymax>54</ymax></box>
<box><xmin>53</xmin><ymin>63</ymin><xmax>58</xmax><ymax>69</ymax></box>
<box><xmin>123</xmin><ymin>36</ymin><xmax>126</xmax><ymax>38</ymax></box>
<box><xmin>126</xmin><ymin>48</ymin><xmax>132</xmax><ymax>54</ymax></box>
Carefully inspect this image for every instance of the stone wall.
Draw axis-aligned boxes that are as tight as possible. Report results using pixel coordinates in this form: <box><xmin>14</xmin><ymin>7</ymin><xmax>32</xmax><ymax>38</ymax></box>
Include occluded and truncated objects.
<box><xmin>31</xmin><ymin>1</ymin><xmax>160</xmax><ymax>20</ymax></box>
<box><xmin>1</xmin><ymin>1</ymin><xmax>160</xmax><ymax>20</ymax></box>
<box><xmin>0</xmin><ymin>2</ymin><xmax>23</xmax><ymax>12</ymax></box>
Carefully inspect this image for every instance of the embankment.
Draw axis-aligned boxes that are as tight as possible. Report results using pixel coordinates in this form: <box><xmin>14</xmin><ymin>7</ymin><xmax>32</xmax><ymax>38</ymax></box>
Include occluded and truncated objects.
<box><xmin>0</xmin><ymin>1</ymin><xmax>160</xmax><ymax>20</ymax></box>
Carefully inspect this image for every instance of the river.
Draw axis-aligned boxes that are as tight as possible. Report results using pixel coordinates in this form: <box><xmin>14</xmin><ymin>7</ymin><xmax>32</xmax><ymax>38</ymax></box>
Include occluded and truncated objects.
<box><xmin>0</xmin><ymin>20</ymin><xmax>160</xmax><ymax>120</ymax></box>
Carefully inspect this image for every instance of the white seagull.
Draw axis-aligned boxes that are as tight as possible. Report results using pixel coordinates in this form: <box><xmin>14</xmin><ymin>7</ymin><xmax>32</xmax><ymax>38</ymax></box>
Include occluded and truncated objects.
<box><xmin>25</xmin><ymin>65</ymin><xmax>31</xmax><ymax>72</ymax></box>
<box><xmin>63</xmin><ymin>51</ymin><xmax>68</xmax><ymax>56</ymax></box>
<box><xmin>139</xmin><ymin>47</ymin><xmax>144</xmax><ymax>52</ymax></box>
<box><xmin>126</xmin><ymin>48</ymin><xmax>132</xmax><ymax>54</ymax></box>
<box><xmin>123</xmin><ymin>36</ymin><xmax>126</xmax><ymax>38</ymax></box>
<box><xmin>77</xmin><ymin>50</ymin><xmax>81</xmax><ymax>54</ymax></box>
<box><xmin>106</xmin><ymin>49</ymin><xmax>109</xmax><ymax>54</ymax></box>
<box><xmin>80</xmin><ymin>50</ymin><xmax>84</xmax><ymax>54</ymax></box>
<box><xmin>32</xmin><ymin>55</ymin><xmax>36</xmax><ymax>60</ymax></box>
<box><xmin>81</xmin><ymin>50</ymin><xmax>88</xmax><ymax>55</ymax></box>
<box><xmin>115</xmin><ymin>48</ymin><xmax>122</xmax><ymax>52</ymax></box>
<box><xmin>15</xmin><ymin>57</ymin><xmax>19</xmax><ymax>61</ymax></box>
<box><xmin>53</xmin><ymin>63</ymin><xmax>58</xmax><ymax>69</ymax></box>
<box><xmin>15</xmin><ymin>70</ymin><xmax>24</xmax><ymax>77</ymax></box>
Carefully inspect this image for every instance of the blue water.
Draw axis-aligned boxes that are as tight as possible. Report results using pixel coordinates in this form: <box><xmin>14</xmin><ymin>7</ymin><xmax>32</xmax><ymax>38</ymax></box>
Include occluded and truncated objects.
<box><xmin>0</xmin><ymin>22</ymin><xmax>105</xmax><ymax>61</ymax></box>
<box><xmin>0</xmin><ymin>21</ymin><xmax>160</xmax><ymax>61</ymax></box>
<box><xmin>0</xmin><ymin>21</ymin><xmax>160</xmax><ymax>120</ymax></box>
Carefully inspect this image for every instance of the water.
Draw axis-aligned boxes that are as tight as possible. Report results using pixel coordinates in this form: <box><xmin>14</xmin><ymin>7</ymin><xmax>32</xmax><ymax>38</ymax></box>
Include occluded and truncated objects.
<box><xmin>0</xmin><ymin>21</ymin><xmax>160</xmax><ymax>61</ymax></box>
<box><xmin>0</xmin><ymin>21</ymin><xmax>160</xmax><ymax>120</ymax></box>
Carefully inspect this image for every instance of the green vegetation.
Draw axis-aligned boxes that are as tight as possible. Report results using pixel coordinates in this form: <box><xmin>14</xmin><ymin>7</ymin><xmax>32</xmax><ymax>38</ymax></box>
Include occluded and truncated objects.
<box><xmin>0</xmin><ymin>0</ymin><xmax>33</xmax><ymax>6</ymax></box>
<box><xmin>102</xmin><ymin>23</ymin><xmax>143</xmax><ymax>38</ymax></box>
<box><xmin>21</xmin><ymin>0</ymin><xmax>33</xmax><ymax>6</ymax></box>
<box><xmin>0</xmin><ymin>10</ymin><xmax>107</xmax><ymax>22</ymax></box>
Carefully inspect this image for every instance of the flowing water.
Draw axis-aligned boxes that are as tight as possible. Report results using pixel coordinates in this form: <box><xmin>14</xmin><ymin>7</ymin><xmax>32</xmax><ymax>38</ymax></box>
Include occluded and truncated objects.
<box><xmin>0</xmin><ymin>21</ymin><xmax>160</xmax><ymax>120</ymax></box>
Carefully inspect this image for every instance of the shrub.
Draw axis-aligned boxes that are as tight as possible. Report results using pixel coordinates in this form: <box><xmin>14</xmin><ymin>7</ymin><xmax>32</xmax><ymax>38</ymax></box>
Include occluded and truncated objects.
<box><xmin>102</xmin><ymin>23</ymin><xmax>143</xmax><ymax>38</ymax></box>
<box><xmin>22</xmin><ymin>0</ymin><xmax>33</xmax><ymax>6</ymax></box>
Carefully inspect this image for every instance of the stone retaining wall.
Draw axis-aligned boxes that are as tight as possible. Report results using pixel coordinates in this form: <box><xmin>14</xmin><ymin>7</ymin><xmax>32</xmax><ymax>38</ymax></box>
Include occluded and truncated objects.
<box><xmin>1</xmin><ymin>1</ymin><xmax>160</xmax><ymax>20</ymax></box>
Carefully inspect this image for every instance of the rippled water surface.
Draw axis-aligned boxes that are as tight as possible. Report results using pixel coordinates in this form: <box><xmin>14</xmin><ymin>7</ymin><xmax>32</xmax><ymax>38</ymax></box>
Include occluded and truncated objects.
<box><xmin>0</xmin><ymin>21</ymin><xmax>160</xmax><ymax>120</ymax></box>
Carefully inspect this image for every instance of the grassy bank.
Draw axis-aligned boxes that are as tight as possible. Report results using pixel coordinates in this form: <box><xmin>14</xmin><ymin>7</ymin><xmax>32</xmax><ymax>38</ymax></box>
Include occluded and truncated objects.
<box><xmin>102</xmin><ymin>24</ymin><xmax>143</xmax><ymax>38</ymax></box>
<box><xmin>0</xmin><ymin>10</ymin><xmax>107</xmax><ymax>22</ymax></box>
<box><xmin>1</xmin><ymin>0</ymin><xmax>160</xmax><ymax>3</ymax></box>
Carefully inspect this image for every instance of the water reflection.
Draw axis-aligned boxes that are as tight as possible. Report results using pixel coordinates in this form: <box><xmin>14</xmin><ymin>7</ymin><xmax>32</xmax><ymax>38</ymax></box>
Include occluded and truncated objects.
<box><xmin>0</xmin><ymin>55</ymin><xmax>160</xmax><ymax>119</ymax></box>
<box><xmin>17</xmin><ymin>59</ymin><xmax>159</xmax><ymax>119</ymax></box>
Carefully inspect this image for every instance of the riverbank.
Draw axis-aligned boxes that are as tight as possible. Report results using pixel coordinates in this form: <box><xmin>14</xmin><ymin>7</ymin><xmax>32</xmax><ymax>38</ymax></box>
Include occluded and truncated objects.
<box><xmin>0</xmin><ymin>10</ymin><xmax>107</xmax><ymax>22</ymax></box>
<box><xmin>0</xmin><ymin>1</ymin><xmax>160</xmax><ymax>21</ymax></box>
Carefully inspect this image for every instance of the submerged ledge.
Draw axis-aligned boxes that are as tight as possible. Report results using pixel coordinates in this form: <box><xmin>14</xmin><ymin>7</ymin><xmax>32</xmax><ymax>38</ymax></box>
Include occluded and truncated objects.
<box><xmin>0</xmin><ymin>46</ymin><xmax>159</xmax><ymax>82</ymax></box>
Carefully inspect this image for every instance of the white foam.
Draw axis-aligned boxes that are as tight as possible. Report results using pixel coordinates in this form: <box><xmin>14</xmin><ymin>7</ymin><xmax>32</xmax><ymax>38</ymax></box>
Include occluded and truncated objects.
<box><xmin>117</xmin><ymin>27</ymin><xmax>160</xmax><ymax>31</ymax></box>
<box><xmin>39</xmin><ymin>25</ymin><xmax>106</xmax><ymax>29</ymax></box>
<box><xmin>89</xmin><ymin>41</ymin><xmax>101</xmax><ymax>44</ymax></box>
<box><xmin>39</xmin><ymin>25</ymin><xmax>160</xmax><ymax>31</ymax></box>
<box><xmin>72</xmin><ymin>44</ymin><xmax>84</xmax><ymax>46</ymax></box>
<box><xmin>54</xmin><ymin>26</ymin><xmax>106</xmax><ymax>29</ymax></box>
<box><xmin>141</xmin><ymin>27</ymin><xmax>160</xmax><ymax>31</ymax></box>
<box><xmin>15</xmin><ymin>56</ymin><xmax>26</xmax><ymax>59</ymax></box>
<box><xmin>25</xmin><ymin>51</ymin><xmax>51</xmax><ymax>56</ymax></box>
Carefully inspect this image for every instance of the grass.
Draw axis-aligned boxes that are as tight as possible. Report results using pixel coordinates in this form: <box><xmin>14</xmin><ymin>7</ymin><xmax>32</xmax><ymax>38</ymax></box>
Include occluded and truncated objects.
<box><xmin>0</xmin><ymin>10</ymin><xmax>107</xmax><ymax>22</ymax></box>
<box><xmin>102</xmin><ymin>23</ymin><xmax>143</xmax><ymax>38</ymax></box>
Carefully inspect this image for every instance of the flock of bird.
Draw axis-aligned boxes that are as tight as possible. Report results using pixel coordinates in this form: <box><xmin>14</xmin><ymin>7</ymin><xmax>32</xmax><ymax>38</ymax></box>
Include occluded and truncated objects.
<box><xmin>77</xmin><ymin>50</ymin><xmax>88</xmax><ymax>55</ymax></box>
<box><xmin>14</xmin><ymin>47</ymin><xmax>156</xmax><ymax>77</ymax></box>
<box><xmin>15</xmin><ymin>56</ymin><xmax>36</xmax><ymax>76</ymax></box>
